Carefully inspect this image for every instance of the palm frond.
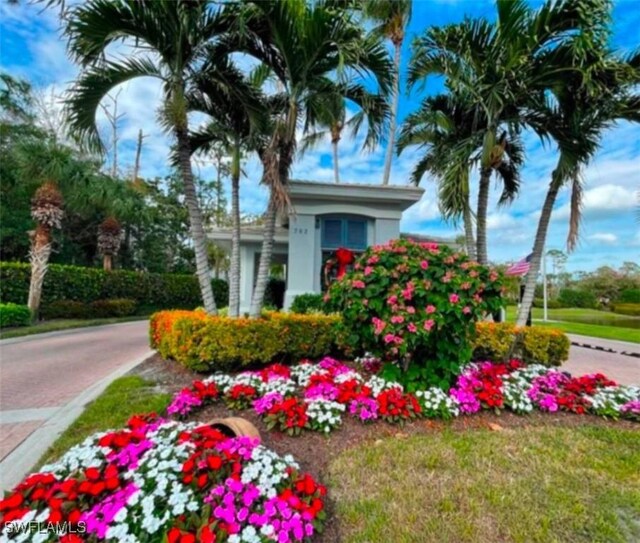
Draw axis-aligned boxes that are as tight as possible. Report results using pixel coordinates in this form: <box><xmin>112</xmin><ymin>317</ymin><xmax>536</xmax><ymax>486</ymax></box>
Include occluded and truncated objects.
<box><xmin>65</xmin><ymin>57</ymin><xmax>163</xmax><ymax>152</ymax></box>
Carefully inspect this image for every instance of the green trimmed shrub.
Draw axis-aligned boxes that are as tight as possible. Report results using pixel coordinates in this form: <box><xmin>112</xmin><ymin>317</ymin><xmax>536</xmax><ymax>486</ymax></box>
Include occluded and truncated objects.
<box><xmin>473</xmin><ymin>322</ymin><xmax>570</xmax><ymax>367</ymax></box>
<box><xmin>290</xmin><ymin>293</ymin><xmax>327</xmax><ymax>314</ymax></box>
<box><xmin>41</xmin><ymin>300</ymin><xmax>91</xmax><ymax>319</ymax></box>
<box><xmin>150</xmin><ymin>310</ymin><xmax>339</xmax><ymax>372</ymax></box>
<box><xmin>533</xmin><ymin>298</ymin><xmax>562</xmax><ymax>309</ymax></box>
<box><xmin>328</xmin><ymin>238</ymin><xmax>504</xmax><ymax>390</ymax></box>
<box><xmin>618</xmin><ymin>289</ymin><xmax>640</xmax><ymax>303</ymax></box>
<box><xmin>558</xmin><ymin>288</ymin><xmax>596</xmax><ymax>309</ymax></box>
<box><xmin>0</xmin><ymin>302</ymin><xmax>31</xmax><ymax>328</ymax></box>
<box><xmin>0</xmin><ymin>262</ymin><xmax>229</xmax><ymax>310</ymax></box>
<box><xmin>90</xmin><ymin>298</ymin><xmax>137</xmax><ymax>318</ymax></box>
<box><xmin>611</xmin><ymin>303</ymin><xmax>640</xmax><ymax>316</ymax></box>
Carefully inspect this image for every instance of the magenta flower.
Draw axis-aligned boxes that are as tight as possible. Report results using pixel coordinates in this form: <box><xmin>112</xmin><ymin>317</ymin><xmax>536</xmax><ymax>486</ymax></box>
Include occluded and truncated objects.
<box><xmin>352</xmin><ymin>280</ymin><xmax>365</xmax><ymax>289</ymax></box>
<box><xmin>426</xmin><ymin>305</ymin><xmax>436</xmax><ymax>314</ymax></box>
<box><xmin>364</xmin><ymin>266</ymin><xmax>374</xmax><ymax>276</ymax></box>
<box><xmin>423</xmin><ymin>319</ymin><xmax>435</xmax><ymax>331</ymax></box>
<box><xmin>449</xmin><ymin>293</ymin><xmax>460</xmax><ymax>303</ymax></box>
<box><xmin>420</xmin><ymin>260</ymin><xmax>429</xmax><ymax>270</ymax></box>
<box><xmin>167</xmin><ymin>388</ymin><xmax>202</xmax><ymax>417</ymax></box>
<box><xmin>462</xmin><ymin>306</ymin><xmax>472</xmax><ymax>314</ymax></box>
<box><xmin>391</xmin><ymin>315</ymin><xmax>404</xmax><ymax>324</ymax></box>
<box><xmin>407</xmin><ymin>323</ymin><xmax>417</xmax><ymax>333</ymax></box>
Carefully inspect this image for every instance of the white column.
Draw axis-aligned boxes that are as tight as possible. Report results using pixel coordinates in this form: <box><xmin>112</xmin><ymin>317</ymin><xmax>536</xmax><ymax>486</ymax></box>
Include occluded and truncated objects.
<box><xmin>284</xmin><ymin>214</ymin><xmax>316</xmax><ymax>310</ymax></box>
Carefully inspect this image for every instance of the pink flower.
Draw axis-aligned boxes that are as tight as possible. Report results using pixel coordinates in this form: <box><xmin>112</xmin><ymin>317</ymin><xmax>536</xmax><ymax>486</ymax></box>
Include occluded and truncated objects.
<box><xmin>460</xmin><ymin>282</ymin><xmax>471</xmax><ymax>290</ymax></box>
<box><xmin>449</xmin><ymin>293</ymin><xmax>459</xmax><ymax>303</ymax></box>
<box><xmin>426</xmin><ymin>305</ymin><xmax>436</xmax><ymax>314</ymax></box>
<box><xmin>420</xmin><ymin>260</ymin><xmax>429</xmax><ymax>270</ymax></box>
<box><xmin>462</xmin><ymin>306</ymin><xmax>472</xmax><ymax>314</ymax></box>
<box><xmin>407</xmin><ymin>323</ymin><xmax>417</xmax><ymax>333</ymax></box>
<box><xmin>372</xmin><ymin>317</ymin><xmax>386</xmax><ymax>335</ymax></box>
<box><xmin>352</xmin><ymin>280</ymin><xmax>365</xmax><ymax>289</ymax></box>
<box><xmin>406</xmin><ymin>306</ymin><xmax>415</xmax><ymax>314</ymax></box>
<box><xmin>383</xmin><ymin>334</ymin><xmax>396</xmax><ymax>344</ymax></box>
<box><xmin>387</xmin><ymin>295</ymin><xmax>398</xmax><ymax>305</ymax></box>
<box><xmin>363</xmin><ymin>299</ymin><xmax>369</xmax><ymax>306</ymax></box>
<box><xmin>364</xmin><ymin>266</ymin><xmax>374</xmax><ymax>276</ymax></box>
<box><xmin>367</xmin><ymin>255</ymin><xmax>380</xmax><ymax>265</ymax></box>
<box><xmin>391</xmin><ymin>315</ymin><xmax>404</xmax><ymax>324</ymax></box>
<box><xmin>423</xmin><ymin>319</ymin><xmax>435</xmax><ymax>331</ymax></box>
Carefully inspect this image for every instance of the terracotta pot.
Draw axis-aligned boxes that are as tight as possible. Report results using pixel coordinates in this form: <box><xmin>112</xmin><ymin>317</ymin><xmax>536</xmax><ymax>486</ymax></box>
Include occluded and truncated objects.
<box><xmin>207</xmin><ymin>417</ymin><xmax>260</xmax><ymax>439</ymax></box>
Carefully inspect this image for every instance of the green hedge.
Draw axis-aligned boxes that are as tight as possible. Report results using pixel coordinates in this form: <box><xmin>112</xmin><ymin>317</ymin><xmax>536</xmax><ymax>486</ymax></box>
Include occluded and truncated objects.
<box><xmin>0</xmin><ymin>302</ymin><xmax>31</xmax><ymax>328</ymax></box>
<box><xmin>290</xmin><ymin>293</ymin><xmax>327</xmax><ymax>314</ymax></box>
<box><xmin>618</xmin><ymin>289</ymin><xmax>640</xmax><ymax>303</ymax></box>
<box><xmin>558</xmin><ymin>288</ymin><xmax>596</xmax><ymax>309</ymax></box>
<box><xmin>611</xmin><ymin>303</ymin><xmax>640</xmax><ymax>317</ymax></box>
<box><xmin>532</xmin><ymin>298</ymin><xmax>563</xmax><ymax>309</ymax></box>
<box><xmin>0</xmin><ymin>262</ymin><xmax>228</xmax><ymax>312</ymax></box>
<box><xmin>150</xmin><ymin>310</ymin><xmax>339</xmax><ymax>372</ymax></box>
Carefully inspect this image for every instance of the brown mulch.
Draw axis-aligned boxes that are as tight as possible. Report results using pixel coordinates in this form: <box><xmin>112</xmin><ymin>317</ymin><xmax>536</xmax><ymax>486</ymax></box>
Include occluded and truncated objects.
<box><xmin>130</xmin><ymin>354</ymin><xmax>639</xmax><ymax>543</ymax></box>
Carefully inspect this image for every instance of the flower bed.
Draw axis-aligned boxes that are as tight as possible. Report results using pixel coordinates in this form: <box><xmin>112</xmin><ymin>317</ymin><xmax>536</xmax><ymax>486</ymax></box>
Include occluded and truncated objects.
<box><xmin>0</xmin><ymin>414</ymin><xmax>326</xmax><ymax>542</ymax></box>
<box><xmin>166</xmin><ymin>357</ymin><xmax>640</xmax><ymax>433</ymax></box>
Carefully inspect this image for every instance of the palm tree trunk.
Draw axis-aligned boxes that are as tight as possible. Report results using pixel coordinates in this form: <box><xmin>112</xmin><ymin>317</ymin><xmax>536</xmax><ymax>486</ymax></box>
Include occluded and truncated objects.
<box><xmin>103</xmin><ymin>254</ymin><xmax>112</xmax><ymax>271</ymax></box>
<box><xmin>229</xmin><ymin>142</ymin><xmax>241</xmax><ymax>317</ymax></box>
<box><xmin>382</xmin><ymin>42</ymin><xmax>402</xmax><ymax>186</ymax></box>
<box><xmin>27</xmin><ymin>225</ymin><xmax>52</xmax><ymax>322</ymax></box>
<box><xmin>516</xmin><ymin>174</ymin><xmax>561</xmax><ymax>326</ymax></box>
<box><xmin>463</xmin><ymin>201</ymin><xmax>476</xmax><ymax>260</ymax></box>
<box><xmin>332</xmin><ymin>139</ymin><xmax>340</xmax><ymax>183</ymax></box>
<box><xmin>476</xmin><ymin>167</ymin><xmax>491</xmax><ymax>265</ymax></box>
<box><xmin>249</xmin><ymin>193</ymin><xmax>276</xmax><ymax>318</ymax></box>
<box><xmin>175</xmin><ymin>126</ymin><xmax>217</xmax><ymax>315</ymax></box>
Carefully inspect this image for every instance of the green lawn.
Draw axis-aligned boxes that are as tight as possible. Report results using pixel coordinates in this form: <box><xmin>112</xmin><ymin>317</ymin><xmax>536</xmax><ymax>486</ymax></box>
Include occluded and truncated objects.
<box><xmin>328</xmin><ymin>426</ymin><xmax>640</xmax><ymax>543</ymax></box>
<box><xmin>36</xmin><ymin>376</ymin><xmax>170</xmax><ymax>469</ymax></box>
<box><xmin>505</xmin><ymin>307</ymin><xmax>640</xmax><ymax>343</ymax></box>
<box><xmin>0</xmin><ymin>316</ymin><xmax>148</xmax><ymax>340</ymax></box>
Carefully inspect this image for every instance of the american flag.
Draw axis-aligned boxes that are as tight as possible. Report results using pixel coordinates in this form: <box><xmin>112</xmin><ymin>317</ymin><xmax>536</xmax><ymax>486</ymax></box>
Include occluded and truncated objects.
<box><xmin>506</xmin><ymin>253</ymin><xmax>532</xmax><ymax>276</ymax></box>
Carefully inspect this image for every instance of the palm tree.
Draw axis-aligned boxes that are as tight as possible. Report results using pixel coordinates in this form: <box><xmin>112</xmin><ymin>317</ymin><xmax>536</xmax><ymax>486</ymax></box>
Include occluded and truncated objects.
<box><xmin>363</xmin><ymin>0</ymin><xmax>412</xmax><ymax>186</ymax></box>
<box><xmin>63</xmin><ymin>0</ymin><xmax>243</xmax><ymax>315</ymax></box>
<box><xmin>516</xmin><ymin>45</ymin><xmax>640</xmax><ymax>325</ymax></box>
<box><xmin>398</xmin><ymin>93</ymin><xmax>523</xmax><ymax>260</ymax></box>
<box><xmin>12</xmin><ymin>138</ymin><xmax>95</xmax><ymax>320</ymax></box>
<box><xmin>188</xmin><ymin>61</ymin><xmax>269</xmax><ymax>317</ymax></box>
<box><xmin>228</xmin><ymin>0</ymin><xmax>392</xmax><ymax>317</ymax></box>
<box><xmin>300</xmin><ymin>90</ymin><xmax>387</xmax><ymax>184</ymax></box>
<box><xmin>408</xmin><ymin>0</ymin><xmax>603</xmax><ymax>264</ymax></box>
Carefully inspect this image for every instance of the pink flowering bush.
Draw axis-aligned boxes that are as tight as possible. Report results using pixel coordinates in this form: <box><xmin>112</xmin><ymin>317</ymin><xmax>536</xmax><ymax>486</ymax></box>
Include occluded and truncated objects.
<box><xmin>328</xmin><ymin>238</ymin><xmax>503</xmax><ymax>390</ymax></box>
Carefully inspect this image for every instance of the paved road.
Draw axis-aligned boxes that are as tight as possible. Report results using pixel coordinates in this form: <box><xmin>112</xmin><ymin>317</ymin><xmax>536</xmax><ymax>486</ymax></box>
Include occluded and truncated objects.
<box><xmin>562</xmin><ymin>334</ymin><xmax>640</xmax><ymax>386</ymax></box>
<box><xmin>0</xmin><ymin>320</ymin><xmax>151</xmax><ymax>489</ymax></box>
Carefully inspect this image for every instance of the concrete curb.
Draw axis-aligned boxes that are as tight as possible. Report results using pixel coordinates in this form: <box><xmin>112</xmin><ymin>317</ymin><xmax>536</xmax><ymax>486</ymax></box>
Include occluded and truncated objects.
<box><xmin>0</xmin><ymin>350</ymin><xmax>154</xmax><ymax>491</ymax></box>
<box><xmin>0</xmin><ymin>319</ymin><xmax>149</xmax><ymax>347</ymax></box>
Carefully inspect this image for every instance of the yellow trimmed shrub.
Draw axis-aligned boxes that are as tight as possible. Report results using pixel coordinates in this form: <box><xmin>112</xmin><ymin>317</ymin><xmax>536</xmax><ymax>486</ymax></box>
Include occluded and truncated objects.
<box><xmin>150</xmin><ymin>310</ymin><xmax>339</xmax><ymax>372</ymax></box>
<box><xmin>473</xmin><ymin>322</ymin><xmax>569</xmax><ymax>367</ymax></box>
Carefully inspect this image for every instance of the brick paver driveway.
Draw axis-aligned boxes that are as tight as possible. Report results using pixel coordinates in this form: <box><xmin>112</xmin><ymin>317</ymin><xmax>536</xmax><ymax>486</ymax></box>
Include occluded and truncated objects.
<box><xmin>0</xmin><ymin>320</ymin><xmax>151</xmax><ymax>488</ymax></box>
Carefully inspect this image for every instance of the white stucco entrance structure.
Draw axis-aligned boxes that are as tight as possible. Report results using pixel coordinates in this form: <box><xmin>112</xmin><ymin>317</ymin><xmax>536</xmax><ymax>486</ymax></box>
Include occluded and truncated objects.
<box><xmin>209</xmin><ymin>180</ymin><xmax>425</xmax><ymax>313</ymax></box>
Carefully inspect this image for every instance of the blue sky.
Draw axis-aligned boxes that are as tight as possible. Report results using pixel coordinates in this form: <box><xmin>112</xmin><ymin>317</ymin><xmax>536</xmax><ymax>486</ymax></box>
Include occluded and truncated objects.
<box><xmin>1</xmin><ymin>0</ymin><xmax>639</xmax><ymax>272</ymax></box>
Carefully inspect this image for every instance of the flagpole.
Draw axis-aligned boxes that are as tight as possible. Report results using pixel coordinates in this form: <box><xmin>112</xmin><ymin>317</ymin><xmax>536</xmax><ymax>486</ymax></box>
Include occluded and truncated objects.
<box><xmin>542</xmin><ymin>246</ymin><xmax>548</xmax><ymax>322</ymax></box>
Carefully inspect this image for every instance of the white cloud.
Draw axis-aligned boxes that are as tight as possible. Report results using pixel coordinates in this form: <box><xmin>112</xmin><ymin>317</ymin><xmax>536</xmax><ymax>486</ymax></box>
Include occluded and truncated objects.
<box><xmin>553</xmin><ymin>184</ymin><xmax>637</xmax><ymax>222</ymax></box>
<box><xmin>487</xmin><ymin>212</ymin><xmax>518</xmax><ymax>230</ymax></box>
<box><xmin>587</xmin><ymin>232</ymin><xmax>619</xmax><ymax>245</ymax></box>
